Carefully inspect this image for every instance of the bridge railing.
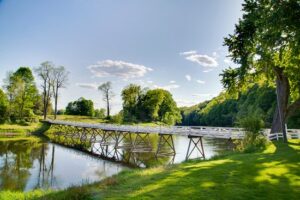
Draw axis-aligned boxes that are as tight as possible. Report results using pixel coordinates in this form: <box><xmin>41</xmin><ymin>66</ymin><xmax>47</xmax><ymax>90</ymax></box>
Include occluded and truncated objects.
<box><xmin>45</xmin><ymin>120</ymin><xmax>300</xmax><ymax>140</ymax></box>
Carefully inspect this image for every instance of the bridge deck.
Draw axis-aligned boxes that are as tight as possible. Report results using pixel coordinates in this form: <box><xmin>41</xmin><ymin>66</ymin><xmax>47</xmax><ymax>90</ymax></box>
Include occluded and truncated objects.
<box><xmin>46</xmin><ymin>120</ymin><xmax>245</xmax><ymax>139</ymax></box>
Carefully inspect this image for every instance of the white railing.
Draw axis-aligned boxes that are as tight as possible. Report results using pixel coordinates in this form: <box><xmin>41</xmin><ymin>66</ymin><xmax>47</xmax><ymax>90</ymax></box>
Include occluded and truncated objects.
<box><xmin>45</xmin><ymin>120</ymin><xmax>300</xmax><ymax>140</ymax></box>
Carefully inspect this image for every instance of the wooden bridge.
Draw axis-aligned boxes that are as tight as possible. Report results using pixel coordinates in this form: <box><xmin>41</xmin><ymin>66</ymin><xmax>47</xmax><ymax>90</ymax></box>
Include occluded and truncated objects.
<box><xmin>45</xmin><ymin>120</ymin><xmax>300</xmax><ymax>166</ymax></box>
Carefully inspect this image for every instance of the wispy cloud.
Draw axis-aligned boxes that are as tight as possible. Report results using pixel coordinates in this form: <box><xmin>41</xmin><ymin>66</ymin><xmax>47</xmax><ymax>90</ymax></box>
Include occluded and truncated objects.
<box><xmin>88</xmin><ymin>60</ymin><xmax>153</xmax><ymax>79</ymax></box>
<box><xmin>196</xmin><ymin>80</ymin><xmax>205</xmax><ymax>84</ymax></box>
<box><xmin>76</xmin><ymin>83</ymin><xmax>98</xmax><ymax>90</ymax></box>
<box><xmin>185</xmin><ymin>74</ymin><xmax>192</xmax><ymax>81</ymax></box>
<box><xmin>153</xmin><ymin>84</ymin><xmax>180</xmax><ymax>91</ymax></box>
<box><xmin>169</xmin><ymin>80</ymin><xmax>176</xmax><ymax>84</ymax></box>
<box><xmin>180</xmin><ymin>50</ymin><xmax>218</xmax><ymax>67</ymax></box>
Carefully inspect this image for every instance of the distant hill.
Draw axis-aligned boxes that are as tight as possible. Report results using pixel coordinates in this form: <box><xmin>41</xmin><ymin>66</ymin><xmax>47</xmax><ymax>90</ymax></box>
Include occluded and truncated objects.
<box><xmin>179</xmin><ymin>84</ymin><xmax>300</xmax><ymax>128</ymax></box>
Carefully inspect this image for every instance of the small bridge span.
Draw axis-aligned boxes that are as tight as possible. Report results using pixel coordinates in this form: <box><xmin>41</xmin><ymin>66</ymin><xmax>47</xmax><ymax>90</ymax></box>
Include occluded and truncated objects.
<box><xmin>45</xmin><ymin>120</ymin><xmax>300</xmax><ymax>165</ymax></box>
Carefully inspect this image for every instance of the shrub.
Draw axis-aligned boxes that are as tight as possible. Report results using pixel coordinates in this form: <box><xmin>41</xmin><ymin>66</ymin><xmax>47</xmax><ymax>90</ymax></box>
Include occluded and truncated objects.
<box><xmin>110</xmin><ymin>112</ymin><xmax>123</xmax><ymax>124</ymax></box>
<box><xmin>236</xmin><ymin>115</ymin><xmax>267</xmax><ymax>152</ymax></box>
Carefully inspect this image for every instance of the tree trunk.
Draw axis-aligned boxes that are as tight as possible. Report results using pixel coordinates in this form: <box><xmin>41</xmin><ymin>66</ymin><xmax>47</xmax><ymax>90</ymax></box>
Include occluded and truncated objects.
<box><xmin>54</xmin><ymin>85</ymin><xmax>58</xmax><ymax>120</ymax></box>
<box><xmin>43</xmin><ymin>87</ymin><xmax>47</xmax><ymax>120</ymax></box>
<box><xmin>107</xmin><ymin>97</ymin><xmax>110</xmax><ymax>118</ymax></box>
<box><xmin>271</xmin><ymin>67</ymin><xmax>289</xmax><ymax>142</ymax></box>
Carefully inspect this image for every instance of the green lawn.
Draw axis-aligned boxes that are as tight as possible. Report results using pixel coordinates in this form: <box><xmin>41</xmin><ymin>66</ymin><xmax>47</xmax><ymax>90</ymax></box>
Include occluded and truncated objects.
<box><xmin>2</xmin><ymin>139</ymin><xmax>299</xmax><ymax>200</ymax></box>
<box><xmin>47</xmin><ymin>115</ymin><xmax>107</xmax><ymax>124</ymax></box>
<box><xmin>48</xmin><ymin>115</ymin><xmax>167</xmax><ymax>127</ymax></box>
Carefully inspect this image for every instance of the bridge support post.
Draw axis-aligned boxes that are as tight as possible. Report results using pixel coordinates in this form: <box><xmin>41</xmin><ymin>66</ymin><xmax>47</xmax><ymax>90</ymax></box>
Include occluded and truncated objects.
<box><xmin>132</xmin><ymin>132</ymin><xmax>152</xmax><ymax>153</ymax></box>
<box><xmin>155</xmin><ymin>133</ymin><xmax>176</xmax><ymax>157</ymax></box>
<box><xmin>185</xmin><ymin>135</ymin><xmax>205</xmax><ymax>160</ymax></box>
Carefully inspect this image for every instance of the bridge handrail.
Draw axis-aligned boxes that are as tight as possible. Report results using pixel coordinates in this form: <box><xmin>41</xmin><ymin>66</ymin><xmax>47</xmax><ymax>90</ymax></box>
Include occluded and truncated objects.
<box><xmin>45</xmin><ymin>119</ymin><xmax>300</xmax><ymax>140</ymax></box>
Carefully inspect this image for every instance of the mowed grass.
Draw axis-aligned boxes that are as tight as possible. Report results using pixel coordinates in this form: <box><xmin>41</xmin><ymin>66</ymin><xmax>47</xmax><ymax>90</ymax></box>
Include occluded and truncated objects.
<box><xmin>48</xmin><ymin>115</ymin><xmax>166</xmax><ymax>127</ymax></box>
<box><xmin>47</xmin><ymin>115</ymin><xmax>107</xmax><ymax>124</ymax></box>
<box><xmin>0</xmin><ymin>123</ymin><xmax>42</xmax><ymax>134</ymax></box>
<box><xmin>2</xmin><ymin>139</ymin><xmax>299</xmax><ymax>200</ymax></box>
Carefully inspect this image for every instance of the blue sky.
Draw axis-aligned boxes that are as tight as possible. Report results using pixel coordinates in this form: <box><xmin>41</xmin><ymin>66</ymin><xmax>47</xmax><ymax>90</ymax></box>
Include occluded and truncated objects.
<box><xmin>0</xmin><ymin>0</ymin><xmax>243</xmax><ymax>113</ymax></box>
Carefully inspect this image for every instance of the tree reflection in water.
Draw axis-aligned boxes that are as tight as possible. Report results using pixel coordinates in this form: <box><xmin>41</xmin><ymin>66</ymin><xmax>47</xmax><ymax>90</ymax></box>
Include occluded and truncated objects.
<box><xmin>0</xmin><ymin>140</ymin><xmax>55</xmax><ymax>191</ymax></box>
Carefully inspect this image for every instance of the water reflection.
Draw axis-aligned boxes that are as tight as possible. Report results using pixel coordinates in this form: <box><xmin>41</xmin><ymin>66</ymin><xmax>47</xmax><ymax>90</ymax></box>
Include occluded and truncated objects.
<box><xmin>0</xmin><ymin>140</ymin><xmax>125</xmax><ymax>191</ymax></box>
<box><xmin>50</xmin><ymin>127</ymin><xmax>230</xmax><ymax>168</ymax></box>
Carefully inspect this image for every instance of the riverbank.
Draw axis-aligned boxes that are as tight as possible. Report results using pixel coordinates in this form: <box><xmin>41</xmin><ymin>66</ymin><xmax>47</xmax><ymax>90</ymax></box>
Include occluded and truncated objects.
<box><xmin>1</xmin><ymin>139</ymin><xmax>299</xmax><ymax>200</ymax></box>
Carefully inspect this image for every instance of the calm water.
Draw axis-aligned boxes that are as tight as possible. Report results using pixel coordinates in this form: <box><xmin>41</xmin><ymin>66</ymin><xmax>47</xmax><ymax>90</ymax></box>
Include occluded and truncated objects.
<box><xmin>0</xmin><ymin>135</ymin><xmax>231</xmax><ymax>191</ymax></box>
<box><xmin>0</xmin><ymin>140</ymin><xmax>125</xmax><ymax>191</ymax></box>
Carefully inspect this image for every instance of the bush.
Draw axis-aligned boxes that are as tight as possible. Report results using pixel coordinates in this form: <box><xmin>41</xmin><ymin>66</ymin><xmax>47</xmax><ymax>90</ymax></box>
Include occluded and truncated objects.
<box><xmin>236</xmin><ymin>115</ymin><xmax>267</xmax><ymax>152</ymax></box>
<box><xmin>110</xmin><ymin>112</ymin><xmax>123</xmax><ymax>124</ymax></box>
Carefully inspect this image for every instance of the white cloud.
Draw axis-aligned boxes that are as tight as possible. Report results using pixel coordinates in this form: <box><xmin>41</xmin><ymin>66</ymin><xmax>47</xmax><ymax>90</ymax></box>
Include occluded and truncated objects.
<box><xmin>147</xmin><ymin>80</ymin><xmax>153</xmax><ymax>84</ymax></box>
<box><xmin>196</xmin><ymin>80</ymin><xmax>205</xmax><ymax>84</ymax></box>
<box><xmin>185</xmin><ymin>74</ymin><xmax>192</xmax><ymax>81</ymax></box>
<box><xmin>179</xmin><ymin>50</ymin><xmax>197</xmax><ymax>56</ymax></box>
<box><xmin>185</xmin><ymin>54</ymin><xmax>218</xmax><ymax>67</ymax></box>
<box><xmin>169</xmin><ymin>80</ymin><xmax>176</xmax><ymax>84</ymax></box>
<box><xmin>153</xmin><ymin>84</ymin><xmax>180</xmax><ymax>91</ymax></box>
<box><xmin>88</xmin><ymin>60</ymin><xmax>153</xmax><ymax>79</ymax></box>
<box><xmin>180</xmin><ymin>50</ymin><xmax>218</xmax><ymax>67</ymax></box>
<box><xmin>76</xmin><ymin>83</ymin><xmax>98</xmax><ymax>90</ymax></box>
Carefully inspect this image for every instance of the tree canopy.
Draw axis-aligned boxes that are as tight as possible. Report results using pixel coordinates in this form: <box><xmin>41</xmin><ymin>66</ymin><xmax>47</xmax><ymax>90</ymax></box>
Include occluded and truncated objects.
<box><xmin>65</xmin><ymin>97</ymin><xmax>94</xmax><ymax>116</ymax></box>
<box><xmin>3</xmin><ymin>67</ymin><xmax>40</xmax><ymax>120</ymax></box>
<box><xmin>121</xmin><ymin>85</ymin><xmax>181</xmax><ymax>125</ymax></box>
<box><xmin>221</xmin><ymin>0</ymin><xmax>300</xmax><ymax>141</ymax></box>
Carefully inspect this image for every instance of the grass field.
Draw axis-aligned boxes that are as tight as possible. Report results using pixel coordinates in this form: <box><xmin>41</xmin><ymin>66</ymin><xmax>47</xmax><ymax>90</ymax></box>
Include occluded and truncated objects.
<box><xmin>48</xmin><ymin>115</ymin><xmax>166</xmax><ymax>127</ymax></box>
<box><xmin>1</xmin><ymin>139</ymin><xmax>299</xmax><ymax>200</ymax></box>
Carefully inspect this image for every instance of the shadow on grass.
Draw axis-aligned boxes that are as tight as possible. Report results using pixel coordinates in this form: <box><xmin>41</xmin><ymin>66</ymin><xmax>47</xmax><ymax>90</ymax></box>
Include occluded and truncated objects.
<box><xmin>23</xmin><ymin>140</ymin><xmax>300</xmax><ymax>200</ymax></box>
<box><xmin>89</xmin><ymin>140</ymin><xmax>300</xmax><ymax>200</ymax></box>
<box><xmin>32</xmin><ymin>122</ymin><xmax>51</xmax><ymax>135</ymax></box>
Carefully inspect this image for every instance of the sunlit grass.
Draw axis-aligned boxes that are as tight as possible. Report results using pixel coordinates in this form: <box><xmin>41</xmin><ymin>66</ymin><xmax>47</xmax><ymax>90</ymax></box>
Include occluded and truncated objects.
<box><xmin>48</xmin><ymin>115</ymin><xmax>107</xmax><ymax>124</ymax></box>
<box><xmin>0</xmin><ymin>123</ymin><xmax>42</xmax><ymax>134</ymax></box>
<box><xmin>1</xmin><ymin>119</ymin><xmax>299</xmax><ymax>200</ymax></box>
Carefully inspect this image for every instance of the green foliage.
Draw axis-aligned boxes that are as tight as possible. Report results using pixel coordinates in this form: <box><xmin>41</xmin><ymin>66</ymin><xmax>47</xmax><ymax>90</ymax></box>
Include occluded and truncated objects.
<box><xmin>110</xmin><ymin>111</ymin><xmax>123</xmax><ymax>124</ymax></box>
<box><xmin>57</xmin><ymin>109</ymin><xmax>65</xmax><ymax>115</ymax></box>
<box><xmin>3</xmin><ymin>67</ymin><xmax>40</xmax><ymax>120</ymax></box>
<box><xmin>0</xmin><ymin>89</ymin><xmax>8</xmax><ymax>123</ymax></box>
<box><xmin>179</xmin><ymin>84</ymin><xmax>297</xmax><ymax>128</ymax></box>
<box><xmin>222</xmin><ymin>0</ymin><xmax>300</xmax><ymax>135</ymax></box>
<box><xmin>121</xmin><ymin>84</ymin><xmax>143</xmax><ymax>122</ymax></box>
<box><xmin>236</xmin><ymin>115</ymin><xmax>267</xmax><ymax>153</ymax></box>
<box><xmin>65</xmin><ymin>97</ymin><xmax>94</xmax><ymax>116</ymax></box>
<box><xmin>94</xmin><ymin>108</ymin><xmax>106</xmax><ymax>119</ymax></box>
<box><xmin>121</xmin><ymin>85</ymin><xmax>181</xmax><ymax>125</ymax></box>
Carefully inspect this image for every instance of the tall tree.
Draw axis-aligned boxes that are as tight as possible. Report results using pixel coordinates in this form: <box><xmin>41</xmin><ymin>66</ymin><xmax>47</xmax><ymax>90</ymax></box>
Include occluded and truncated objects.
<box><xmin>121</xmin><ymin>84</ymin><xmax>143</xmax><ymax>121</ymax></box>
<box><xmin>35</xmin><ymin>61</ymin><xmax>54</xmax><ymax>120</ymax></box>
<box><xmin>3</xmin><ymin>67</ymin><xmax>39</xmax><ymax>119</ymax></box>
<box><xmin>98</xmin><ymin>82</ymin><xmax>114</xmax><ymax>119</ymax></box>
<box><xmin>52</xmin><ymin>66</ymin><xmax>69</xmax><ymax>120</ymax></box>
<box><xmin>222</xmin><ymin>0</ymin><xmax>300</xmax><ymax>142</ymax></box>
<box><xmin>0</xmin><ymin>89</ymin><xmax>8</xmax><ymax>123</ymax></box>
<box><xmin>141</xmin><ymin>88</ymin><xmax>181</xmax><ymax>125</ymax></box>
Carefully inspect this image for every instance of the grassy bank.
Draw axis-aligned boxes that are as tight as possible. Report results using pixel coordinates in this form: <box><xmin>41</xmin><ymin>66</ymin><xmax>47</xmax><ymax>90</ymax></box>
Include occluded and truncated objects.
<box><xmin>0</xmin><ymin>121</ymin><xmax>50</xmax><ymax>141</ymax></box>
<box><xmin>1</xmin><ymin>139</ymin><xmax>299</xmax><ymax>200</ymax></box>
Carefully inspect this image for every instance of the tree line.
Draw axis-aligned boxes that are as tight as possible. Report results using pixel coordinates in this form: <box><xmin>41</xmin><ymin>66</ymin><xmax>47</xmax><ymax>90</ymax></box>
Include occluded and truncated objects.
<box><xmin>0</xmin><ymin>62</ymin><xmax>68</xmax><ymax>123</ymax></box>
<box><xmin>180</xmin><ymin>83</ymin><xmax>299</xmax><ymax>129</ymax></box>
<box><xmin>62</xmin><ymin>83</ymin><xmax>181</xmax><ymax>125</ymax></box>
<box><xmin>221</xmin><ymin>0</ymin><xmax>300</xmax><ymax>142</ymax></box>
